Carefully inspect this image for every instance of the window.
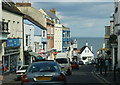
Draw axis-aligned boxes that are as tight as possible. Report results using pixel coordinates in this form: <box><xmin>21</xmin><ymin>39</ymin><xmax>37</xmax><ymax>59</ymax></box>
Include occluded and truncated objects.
<box><xmin>63</xmin><ymin>32</ymin><xmax>65</xmax><ymax>38</ymax></box>
<box><xmin>67</xmin><ymin>32</ymin><xmax>70</xmax><ymax>37</ymax></box>
<box><xmin>42</xmin><ymin>30</ymin><xmax>46</xmax><ymax>38</ymax></box>
<box><xmin>26</xmin><ymin>35</ymin><xmax>28</xmax><ymax>46</ymax></box>
<box><xmin>63</xmin><ymin>41</ymin><xmax>65</xmax><ymax>47</ymax></box>
<box><xmin>43</xmin><ymin>44</ymin><xmax>45</xmax><ymax>50</ymax></box>
<box><xmin>82</xmin><ymin>57</ymin><xmax>87</xmax><ymax>60</ymax></box>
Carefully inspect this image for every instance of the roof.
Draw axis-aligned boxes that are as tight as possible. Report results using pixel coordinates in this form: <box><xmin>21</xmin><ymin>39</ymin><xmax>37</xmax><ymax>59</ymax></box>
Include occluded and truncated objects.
<box><xmin>2</xmin><ymin>1</ymin><xmax>23</xmax><ymax>15</ymax></box>
<box><xmin>24</xmin><ymin>15</ymin><xmax>47</xmax><ymax>30</ymax></box>
<box><xmin>79</xmin><ymin>46</ymin><xmax>94</xmax><ymax>54</ymax></box>
<box><xmin>42</xmin><ymin>8</ymin><xmax>59</xmax><ymax>20</ymax></box>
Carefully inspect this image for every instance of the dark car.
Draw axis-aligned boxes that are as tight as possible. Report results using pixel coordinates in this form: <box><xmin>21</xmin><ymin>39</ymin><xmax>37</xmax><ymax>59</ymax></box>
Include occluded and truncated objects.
<box><xmin>21</xmin><ymin>61</ymin><xmax>66</xmax><ymax>85</ymax></box>
<box><xmin>79</xmin><ymin>61</ymin><xmax>84</xmax><ymax>65</ymax></box>
<box><xmin>70</xmin><ymin>62</ymin><xmax>79</xmax><ymax>69</ymax></box>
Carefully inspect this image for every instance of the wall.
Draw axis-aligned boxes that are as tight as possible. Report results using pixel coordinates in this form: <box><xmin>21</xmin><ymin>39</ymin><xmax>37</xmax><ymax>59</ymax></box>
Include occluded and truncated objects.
<box><xmin>2</xmin><ymin>9</ymin><xmax>24</xmax><ymax>64</ymax></box>
<box><xmin>24</xmin><ymin>23</ymin><xmax>34</xmax><ymax>52</ymax></box>
<box><xmin>54</xmin><ymin>24</ymin><xmax>62</xmax><ymax>51</ymax></box>
<box><xmin>0</xmin><ymin>0</ymin><xmax>2</xmax><ymax>62</ymax></box>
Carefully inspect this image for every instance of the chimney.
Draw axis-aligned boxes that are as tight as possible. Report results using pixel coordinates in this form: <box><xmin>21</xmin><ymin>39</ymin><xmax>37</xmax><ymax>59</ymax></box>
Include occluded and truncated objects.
<box><xmin>86</xmin><ymin>41</ymin><xmax>88</xmax><ymax>46</ymax></box>
<box><xmin>16</xmin><ymin>1</ymin><xmax>31</xmax><ymax>7</ymax></box>
<box><xmin>50</xmin><ymin>8</ymin><xmax>56</xmax><ymax>15</ymax></box>
<box><xmin>91</xmin><ymin>45</ymin><xmax>93</xmax><ymax>51</ymax></box>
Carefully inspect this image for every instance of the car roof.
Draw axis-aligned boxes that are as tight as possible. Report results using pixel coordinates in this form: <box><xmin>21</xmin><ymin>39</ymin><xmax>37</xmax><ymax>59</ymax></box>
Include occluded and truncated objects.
<box><xmin>33</xmin><ymin>61</ymin><xmax>57</xmax><ymax>64</ymax></box>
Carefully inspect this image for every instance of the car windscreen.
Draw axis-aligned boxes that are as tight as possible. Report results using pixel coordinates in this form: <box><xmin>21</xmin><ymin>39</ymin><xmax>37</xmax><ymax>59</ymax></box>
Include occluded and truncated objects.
<box><xmin>28</xmin><ymin>62</ymin><xmax>60</xmax><ymax>73</ymax></box>
<box><xmin>56</xmin><ymin>58</ymin><xmax>68</xmax><ymax>64</ymax></box>
<box><xmin>20</xmin><ymin>66</ymin><xmax>28</xmax><ymax>70</ymax></box>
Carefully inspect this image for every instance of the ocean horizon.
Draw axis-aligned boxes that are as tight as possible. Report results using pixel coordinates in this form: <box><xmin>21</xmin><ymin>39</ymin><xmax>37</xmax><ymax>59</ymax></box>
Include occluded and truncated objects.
<box><xmin>71</xmin><ymin>37</ymin><xmax>104</xmax><ymax>58</ymax></box>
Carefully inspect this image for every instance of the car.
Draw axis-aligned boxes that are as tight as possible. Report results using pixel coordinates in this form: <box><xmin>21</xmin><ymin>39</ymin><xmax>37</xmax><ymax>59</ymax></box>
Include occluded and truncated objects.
<box><xmin>91</xmin><ymin>60</ymin><xmax>96</xmax><ymax>64</ymax></box>
<box><xmin>70</xmin><ymin>62</ymin><xmax>79</xmax><ymax>69</ymax></box>
<box><xmin>16</xmin><ymin>65</ymin><xmax>29</xmax><ymax>80</ymax></box>
<box><xmin>79</xmin><ymin>61</ymin><xmax>84</xmax><ymax>65</ymax></box>
<box><xmin>88</xmin><ymin>61</ymin><xmax>92</xmax><ymax>65</ymax></box>
<box><xmin>21</xmin><ymin>61</ymin><xmax>66</xmax><ymax>85</ymax></box>
<box><xmin>55</xmin><ymin>52</ymin><xmax>72</xmax><ymax>75</ymax></box>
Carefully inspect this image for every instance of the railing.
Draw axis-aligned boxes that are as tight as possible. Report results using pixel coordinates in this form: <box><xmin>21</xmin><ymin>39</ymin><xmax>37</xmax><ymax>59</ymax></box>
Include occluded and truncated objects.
<box><xmin>0</xmin><ymin>22</ymin><xmax>9</xmax><ymax>33</ymax></box>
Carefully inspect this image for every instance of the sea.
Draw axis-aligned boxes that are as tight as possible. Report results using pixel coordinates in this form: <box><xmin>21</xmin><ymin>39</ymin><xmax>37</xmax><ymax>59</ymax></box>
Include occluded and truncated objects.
<box><xmin>71</xmin><ymin>37</ymin><xmax>104</xmax><ymax>58</ymax></box>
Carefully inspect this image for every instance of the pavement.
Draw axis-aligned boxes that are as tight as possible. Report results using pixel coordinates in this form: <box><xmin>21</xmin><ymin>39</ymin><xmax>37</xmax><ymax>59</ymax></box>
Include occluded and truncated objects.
<box><xmin>1</xmin><ymin>72</ymin><xmax>21</xmax><ymax>85</ymax></box>
<box><xmin>93</xmin><ymin>66</ymin><xmax>120</xmax><ymax>85</ymax></box>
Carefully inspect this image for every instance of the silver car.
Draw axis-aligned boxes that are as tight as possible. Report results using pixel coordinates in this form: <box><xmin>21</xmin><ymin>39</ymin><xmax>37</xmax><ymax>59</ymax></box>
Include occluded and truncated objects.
<box><xmin>21</xmin><ymin>61</ymin><xmax>66</xmax><ymax>85</ymax></box>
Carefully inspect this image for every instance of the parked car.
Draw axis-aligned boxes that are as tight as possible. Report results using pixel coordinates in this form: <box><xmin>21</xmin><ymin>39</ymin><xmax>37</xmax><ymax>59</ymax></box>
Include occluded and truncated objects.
<box><xmin>79</xmin><ymin>61</ymin><xmax>84</xmax><ymax>65</ymax></box>
<box><xmin>91</xmin><ymin>60</ymin><xmax>96</xmax><ymax>64</ymax></box>
<box><xmin>55</xmin><ymin>52</ymin><xmax>72</xmax><ymax>75</ymax></box>
<box><xmin>16</xmin><ymin>65</ymin><xmax>29</xmax><ymax>80</ymax></box>
<box><xmin>70</xmin><ymin>62</ymin><xmax>79</xmax><ymax>69</ymax></box>
<box><xmin>21</xmin><ymin>61</ymin><xmax>66</xmax><ymax>85</ymax></box>
<box><xmin>88</xmin><ymin>60</ymin><xmax>92</xmax><ymax>65</ymax></box>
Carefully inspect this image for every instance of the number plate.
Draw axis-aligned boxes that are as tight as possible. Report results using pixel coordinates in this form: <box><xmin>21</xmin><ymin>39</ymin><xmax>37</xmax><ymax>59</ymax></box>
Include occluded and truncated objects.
<box><xmin>36</xmin><ymin>77</ymin><xmax>51</xmax><ymax>81</ymax></box>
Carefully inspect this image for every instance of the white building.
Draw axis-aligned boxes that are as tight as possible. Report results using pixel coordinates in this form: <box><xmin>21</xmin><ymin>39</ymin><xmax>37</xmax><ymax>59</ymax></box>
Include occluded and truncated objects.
<box><xmin>54</xmin><ymin>24</ymin><xmax>62</xmax><ymax>51</ymax></box>
<box><xmin>79</xmin><ymin>42</ymin><xmax>94</xmax><ymax>64</ymax></box>
<box><xmin>24</xmin><ymin>23</ymin><xmax>34</xmax><ymax>52</ymax></box>
<box><xmin>2</xmin><ymin>1</ymin><xmax>24</xmax><ymax>71</ymax></box>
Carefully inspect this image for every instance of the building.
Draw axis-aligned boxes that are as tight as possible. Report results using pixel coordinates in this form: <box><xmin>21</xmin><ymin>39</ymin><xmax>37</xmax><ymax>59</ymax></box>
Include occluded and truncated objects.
<box><xmin>2</xmin><ymin>1</ymin><xmax>24</xmax><ymax>71</ymax></box>
<box><xmin>72</xmin><ymin>39</ymin><xmax>77</xmax><ymax>61</ymax></box>
<box><xmin>62</xmin><ymin>26</ymin><xmax>71</xmax><ymax>52</ymax></box>
<box><xmin>54</xmin><ymin>24</ymin><xmax>62</xmax><ymax>51</ymax></box>
<box><xmin>16</xmin><ymin>2</ymin><xmax>47</xmax><ymax>53</ymax></box>
<box><xmin>39</xmin><ymin>8</ymin><xmax>60</xmax><ymax>60</ymax></box>
<box><xmin>78</xmin><ymin>41</ymin><xmax>94</xmax><ymax>64</ymax></box>
<box><xmin>105</xmin><ymin>26</ymin><xmax>111</xmax><ymax>51</ymax></box>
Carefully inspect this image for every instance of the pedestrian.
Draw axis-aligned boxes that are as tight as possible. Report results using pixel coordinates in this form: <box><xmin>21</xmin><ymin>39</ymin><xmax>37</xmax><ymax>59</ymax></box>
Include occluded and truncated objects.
<box><xmin>18</xmin><ymin>58</ymin><xmax>22</xmax><ymax>70</ymax></box>
<box><xmin>104</xmin><ymin>58</ymin><xmax>109</xmax><ymax>77</ymax></box>
<box><xmin>108</xmin><ymin>57</ymin><xmax>112</xmax><ymax>71</ymax></box>
<box><xmin>95</xmin><ymin>58</ymin><xmax>99</xmax><ymax>72</ymax></box>
<box><xmin>100</xmin><ymin>58</ymin><xmax>104</xmax><ymax>74</ymax></box>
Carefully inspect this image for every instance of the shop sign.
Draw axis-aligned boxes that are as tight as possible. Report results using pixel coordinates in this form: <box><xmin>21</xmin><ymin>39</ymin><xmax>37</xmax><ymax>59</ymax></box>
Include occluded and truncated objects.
<box><xmin>6</xmin><ymin>39</ymin><xmax>21</xmax><ymax>47</ymax></box>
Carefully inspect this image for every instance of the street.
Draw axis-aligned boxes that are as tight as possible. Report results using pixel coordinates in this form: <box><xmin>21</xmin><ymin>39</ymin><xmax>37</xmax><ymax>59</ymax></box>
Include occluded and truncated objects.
<box><xmin>66</xmin><ymin>65</ymin><xmax>105</xmax><ymax>84</ymax></box>
<box><xmin>2</xmin><ymin>65</ymin><xmax>106</xmax><ymax>85</ymax></box>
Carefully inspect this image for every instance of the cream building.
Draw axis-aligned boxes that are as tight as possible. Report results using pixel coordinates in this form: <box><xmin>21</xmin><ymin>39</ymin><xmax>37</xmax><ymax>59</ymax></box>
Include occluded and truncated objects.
<box><xmin>54</xmin><ymin>24</ymin><xmax>62</xmax><ymax>51</ymax></box>
<box><xmin>2</xmin><ymin>1</ymin><xmax>24</xmax><ymax>71</ymax></box>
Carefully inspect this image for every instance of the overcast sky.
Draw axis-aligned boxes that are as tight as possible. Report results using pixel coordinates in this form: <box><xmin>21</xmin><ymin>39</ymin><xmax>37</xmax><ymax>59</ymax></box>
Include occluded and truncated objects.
<box><xmin>12</xmin><ymin>0</ymin><xmax>115</xmax><ymax>37</ymax></box>
<box><xmin>31</xmin><ymin>2</ymin><xmax>114</xmax><ymax>37</ymax></box>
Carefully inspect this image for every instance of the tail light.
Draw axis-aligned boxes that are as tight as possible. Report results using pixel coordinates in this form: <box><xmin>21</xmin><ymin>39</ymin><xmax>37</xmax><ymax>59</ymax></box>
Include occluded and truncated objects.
<box><xmin>57</xmin><ymin>73</ymin><xmax>65</xmax><ymax>81</ymax></box>
<box><xmin>22</xmin><ymin>75</ymin><xmax>30</xmax><ymax>82</ymax></box>
<box><xmin>67</xmin><ymin>67</ymin><xmax>70</xmax><ymax>69</ymax></box>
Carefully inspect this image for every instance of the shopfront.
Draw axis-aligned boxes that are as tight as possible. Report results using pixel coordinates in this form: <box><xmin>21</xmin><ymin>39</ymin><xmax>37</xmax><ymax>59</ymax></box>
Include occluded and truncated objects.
<box><xmin>3</xmin><ymin>39</ymin><xmax>21</xmax><ymax>72</ymax></box>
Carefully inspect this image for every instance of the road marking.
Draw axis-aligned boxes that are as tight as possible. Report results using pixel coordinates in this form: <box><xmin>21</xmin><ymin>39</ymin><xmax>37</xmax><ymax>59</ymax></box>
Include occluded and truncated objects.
<box><xmin>91</xmin><ymin>69</ymin><xmax>110</xmax><ymax>85</ymax></box>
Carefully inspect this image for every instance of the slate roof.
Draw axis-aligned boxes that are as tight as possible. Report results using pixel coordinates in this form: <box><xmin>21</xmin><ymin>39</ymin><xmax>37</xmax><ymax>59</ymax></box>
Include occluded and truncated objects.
<box><xmin>79</xmin><ymin>46</ymin><xmax>94</xmax><ymax>54</ymax></box>
<box><xmin>2</xmin><ymin>1</ymin><xmax>23</xmax><ymax>15</ymax></box>
<box><xmin>42</xmin><ymin>8</ymin><xmax>59</xmax><ymax>20</ymax></box>
<box><xmin>24</xmin><ymin>15</ymin><xmax>47</xmax><ymax>30</ymax></box>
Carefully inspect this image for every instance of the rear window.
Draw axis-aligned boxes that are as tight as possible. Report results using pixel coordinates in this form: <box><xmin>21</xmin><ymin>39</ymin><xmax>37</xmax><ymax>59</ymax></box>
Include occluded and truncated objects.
<box><xmin>20</xmin><ymin>66</ymin><xmax>28</xmax><ymax>70</ymax></box>
<box><xmin>56</xmin><ymin>58</ymin><xmax>68</xmax><ymax>64</ymax></box>
<box><xmin>28</xmin><ymin>62</ymin><xmax>60</xmax><ymax>73</ymax></box>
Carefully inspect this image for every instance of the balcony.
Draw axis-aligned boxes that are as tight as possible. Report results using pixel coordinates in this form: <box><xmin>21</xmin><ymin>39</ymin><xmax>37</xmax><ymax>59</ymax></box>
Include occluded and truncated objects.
<box><xmin>0</xmin><ymin>22</ymin><xmax>10</xmax><ymax>40</ymax></box>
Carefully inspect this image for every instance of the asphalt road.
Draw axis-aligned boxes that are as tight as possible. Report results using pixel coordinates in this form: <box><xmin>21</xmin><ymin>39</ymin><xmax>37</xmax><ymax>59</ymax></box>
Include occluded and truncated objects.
<box><xmin>1</xmin><ymin>65</ymin><xmax>106</xmax><ymax>85</ymax></box>
<box><xmin>66</xmin><ymin>65</ymin><xmax>105</xmax><ymax>84</ymax></box>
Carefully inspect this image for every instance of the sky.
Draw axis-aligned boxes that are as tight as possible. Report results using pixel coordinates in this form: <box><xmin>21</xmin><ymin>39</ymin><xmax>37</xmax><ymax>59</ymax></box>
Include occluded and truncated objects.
<box><xmin>12</xmin><ymin>0</ymin><xmax>115</xmax><ymax>37</ymax></box>
<box><xmin>31</xmin><ymin>2</ymin><xmax>114</xmax><ymax>37</ymax></box>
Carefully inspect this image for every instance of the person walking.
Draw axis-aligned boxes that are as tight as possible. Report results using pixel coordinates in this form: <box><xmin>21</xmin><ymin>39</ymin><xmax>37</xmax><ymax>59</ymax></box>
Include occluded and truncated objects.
<box><xmin>18</xmin><ymin>58</ymin><xmax>22</xmax><ymax>70</ymax></box>
<box><xmin>105</xmin><ymin>58</ymin><xmax>109</xmax><ymax>77</ymax></box>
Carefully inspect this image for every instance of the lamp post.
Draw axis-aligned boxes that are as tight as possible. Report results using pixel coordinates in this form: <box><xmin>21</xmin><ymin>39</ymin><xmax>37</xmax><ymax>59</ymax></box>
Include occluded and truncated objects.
<box><xmin>111</xmin><ymin>43</ymin><xmax>117</xmax><ymax>81</ymax></box>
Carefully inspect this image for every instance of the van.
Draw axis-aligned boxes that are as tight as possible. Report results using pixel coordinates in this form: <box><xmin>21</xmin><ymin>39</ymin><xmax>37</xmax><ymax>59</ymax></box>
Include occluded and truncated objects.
<box><xmin>55</xmin><ymin>52</ymin><xmax>72</xmax><ymax>75</ymax></box>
